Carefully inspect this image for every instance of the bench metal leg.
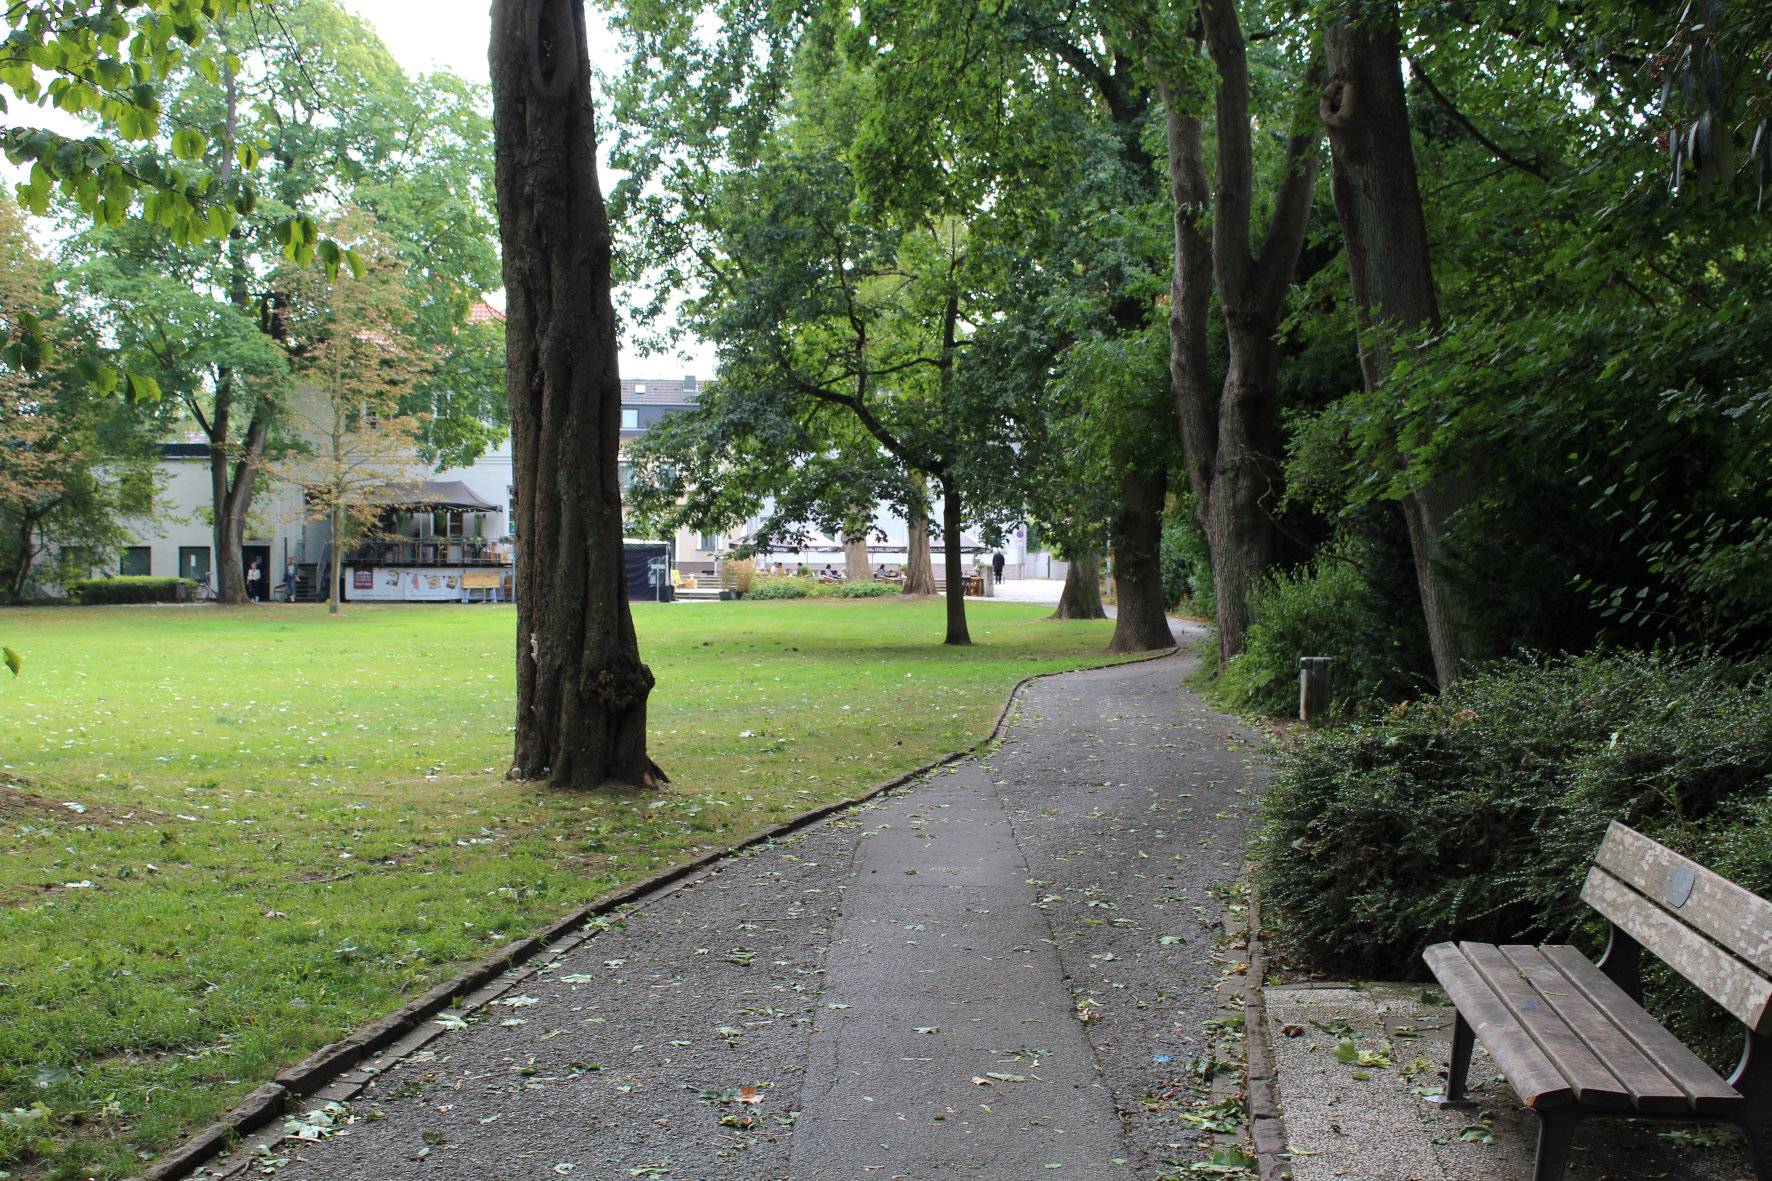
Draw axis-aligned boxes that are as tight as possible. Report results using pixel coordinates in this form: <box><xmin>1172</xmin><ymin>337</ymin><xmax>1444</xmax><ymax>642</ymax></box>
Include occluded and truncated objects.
<box><xmin>1446</xmin><ymin>1011</ymin><xmax>1475</xmax><ymax>1103</ymax></box>
<box><xmin>1532</xmin><ymin>1110</ymin><xmax>1577</xmax><ymax>1181</ymax></box>
<box><xmin>1734</xmin><ymin>1030</ymin><xmax>1772</xmax><ymax>1180</ymax></box>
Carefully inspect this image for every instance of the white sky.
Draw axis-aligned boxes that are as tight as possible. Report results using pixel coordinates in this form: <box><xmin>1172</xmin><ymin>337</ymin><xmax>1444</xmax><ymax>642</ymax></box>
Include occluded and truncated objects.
<box><xmin>339</xmin><ymin>1</ymin><xmax>711</xmax><ymax>379</ymax></box>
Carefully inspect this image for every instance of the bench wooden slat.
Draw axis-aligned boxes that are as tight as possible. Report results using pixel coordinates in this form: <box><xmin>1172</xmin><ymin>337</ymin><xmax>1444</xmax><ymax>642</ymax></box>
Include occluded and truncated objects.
<box><xmin>1424</xmin><ymin>941</ymin><xmax>1574</xmax><ymax>1109</ymax></box>
<box><xmin>1541</xmin><ymin>944</ymin><xmax>1741</xmax><ymax>1115</ymax></box>
<box><xmin>1582</xmin><ymin>867</ymin><xmax>1772</xmax><ymax>1033</ymax></box>
<box><xmin>1461</xmin><ymin>942</ymin><xmax>1632</xmax><ymax>1111</ymax></box>
<box><xmin>1594</xmin><ymin>821</ymin><xmax>1772</xmax><ymax>976</ymax></box>
<box><xmin>1496</xmin><ymin>944</ymin><xmax>1689</xmax><ymax>1114</ymax></box>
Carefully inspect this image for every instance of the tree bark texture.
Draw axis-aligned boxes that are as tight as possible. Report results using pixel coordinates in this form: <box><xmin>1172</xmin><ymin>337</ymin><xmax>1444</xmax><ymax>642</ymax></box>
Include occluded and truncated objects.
<box><xmin>1159</xmin><ymin>7</ymin><xmax>1320</xmax><ymax>672</ymax></box>
<box><xmin>939</xmin><ymin>480</ymin><xmax>970</xmax><ymax>645</ymax></box>
<box><xmin>1051</xmin><ymin>551</ymin><xmax>1106</xmax><ymax>620</ymax></box>
<box><xmin>1321</xmin><ymin>8</ymin><xmax>1474</xmax><ymax>688</ymax></box>
<box><xmin>209</xmin><ymin>404</ymin><xmax>267</xmax><ymax>606</ymax></box>
<box><xmin>843</xmin><ymin>528</ymin><xmax>872</xmax><ymax>581</ymax></box>
<box><xmin>491</xmin><ymin>0</ymin><xmax>661</xmax><ymax>789</ymax></box>
<box><xmin>1108</xmin><ymin>468</ymin><xmax>1176</xmax><ymax>652</ymax></box>
<box><xmin>902</xmin><ymin>478</ymin><xmax>936</xmax><ymax>595</ymax></box>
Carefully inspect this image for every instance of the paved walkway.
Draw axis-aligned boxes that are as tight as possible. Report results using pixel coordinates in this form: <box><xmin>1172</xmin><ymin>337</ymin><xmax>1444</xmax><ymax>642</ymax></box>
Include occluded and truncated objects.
<box><xmin>240</xmin><ymin>642</ymin><xmax>1262</xmax><ymax>1181</ymax></box>
<box><xmin>987</xmin><ymin>577</ymin><xmax>1066</xmax><ymax>605</ymax></box>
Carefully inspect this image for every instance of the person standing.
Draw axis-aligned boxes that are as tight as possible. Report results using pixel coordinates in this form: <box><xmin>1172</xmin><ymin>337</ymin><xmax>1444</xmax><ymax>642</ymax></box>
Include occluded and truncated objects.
<box><xmin>246</xmin><ymin>558</ymin><xmax>263</xmax><ymax>602</ymax></box>
<box><xmin>284</xmin><ymin>559</ymin><xmax>298</xmax><ymax>603</ymax></box>
<box><xmin>991</xmin><ymin>550</ymin><xmax>1006</xmax><ymax>582</ymax></box>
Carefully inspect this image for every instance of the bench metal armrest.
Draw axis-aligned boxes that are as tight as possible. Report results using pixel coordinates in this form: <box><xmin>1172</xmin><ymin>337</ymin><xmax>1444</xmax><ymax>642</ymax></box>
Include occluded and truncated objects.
<box><xmin>1595</xmin><ymin>923</ymin><xmax>1644</xmax><ymax>1004</ymax></box>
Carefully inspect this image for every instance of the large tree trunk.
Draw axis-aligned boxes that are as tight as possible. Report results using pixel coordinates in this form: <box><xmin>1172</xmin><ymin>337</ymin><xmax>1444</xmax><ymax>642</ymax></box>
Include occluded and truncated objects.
<box><xmin>939</xmin><ymin>480</ymin><xmax>969</xmax><ymax>645</ymax></box>
<box><xmin>210</xmin><ymin>405</ymin><xmax>267</xmax><ymax>605</ymax></box>
<box><xmin>902</xmin><ymin>473</ymin><xmax>936</xmax><ymax>595</ymax></box>
<box><xmin>491</xmin><ymin>0</ymin><xmax>661</xmax><ymax>790</ymax></box>
<box><xmin>1051</xmin><ymin>550</ymin><xmax>1106</xmax><ymax>620</ymax></box>
<box><xmin>843</xmin><ymin>525</ymin><xmax>871</xmax><ymax>582</ymax></box>
<box><xmin>1108</xmin><ymin>468</ymin><xmax>1176</xmax><ymax>652</ymax></box>
<box><xmin>1158</xmin><ymin>10</ymin><xmax>1319</xmax><ymax>671</ymax></box>
<box><xmin>1321</xmin><ymin>8</ymin><xmax>1473</xmax><ymax>687</ymax></box>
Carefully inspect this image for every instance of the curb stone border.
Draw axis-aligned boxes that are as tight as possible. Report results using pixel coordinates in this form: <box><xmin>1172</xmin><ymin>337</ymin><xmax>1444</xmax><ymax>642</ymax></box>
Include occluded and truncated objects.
<box><xmin>135</xmin><ymin>641</ymin><xmax>1184</xmax><ymax>1181</ymax></box>
<box><xmin>1243</xmin><ymin>883</ymin><xmax>1292</xmax><ymax>1181</ymax></box>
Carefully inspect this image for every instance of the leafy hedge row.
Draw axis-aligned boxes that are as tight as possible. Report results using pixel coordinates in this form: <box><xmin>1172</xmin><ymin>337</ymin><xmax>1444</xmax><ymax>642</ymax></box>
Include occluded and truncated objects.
<box><xmin>68</xmin><ymin>577</ymin><xmax>194</xmax><ymax>605</ymax></box>
<box><xmin>746</xmin><ymin>577</ymin><xmax>901</xmax><ymax>600</ymax></box>
<box><xmin>1257</xmin><ymin>649</ymin><xmax>1772</xmax><ymax>1062</ymax></box>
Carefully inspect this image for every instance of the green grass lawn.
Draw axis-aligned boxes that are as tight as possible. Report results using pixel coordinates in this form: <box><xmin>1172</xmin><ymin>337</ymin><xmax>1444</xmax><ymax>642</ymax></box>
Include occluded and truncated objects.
<box><xmin>0</xmin><ymin>598</ymin><xmax>1124</xmax><ymax>1179</ymax></box>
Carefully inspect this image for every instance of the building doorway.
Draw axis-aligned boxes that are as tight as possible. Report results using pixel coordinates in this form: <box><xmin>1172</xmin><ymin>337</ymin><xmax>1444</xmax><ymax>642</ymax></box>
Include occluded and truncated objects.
<box><xmin>243</xmin><ymin>545</ymin><xmax>271</xmax><ymax>601</ymax></box>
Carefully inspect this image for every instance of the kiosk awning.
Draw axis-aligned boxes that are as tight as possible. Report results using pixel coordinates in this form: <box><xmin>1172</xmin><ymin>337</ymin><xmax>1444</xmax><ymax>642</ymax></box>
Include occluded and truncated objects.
<box><xmin>365</xmin><ymin>480</ymin><xmax>500</xmax><ymax>512</ymax></box>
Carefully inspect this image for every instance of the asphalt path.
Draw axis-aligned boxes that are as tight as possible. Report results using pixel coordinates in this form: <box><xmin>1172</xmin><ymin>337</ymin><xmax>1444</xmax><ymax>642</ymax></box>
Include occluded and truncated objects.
<box><xmin>258</xmin><ymin>635</ymin><xmax>1263</xmax><ymax>1181</ymax></box>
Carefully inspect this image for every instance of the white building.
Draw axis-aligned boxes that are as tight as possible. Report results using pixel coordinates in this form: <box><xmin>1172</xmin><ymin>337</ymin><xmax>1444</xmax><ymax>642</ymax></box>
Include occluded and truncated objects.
<box><xmin>66</xmin><ymin>371</ymin><xmax>1050</xmax><ymax>599</ymax></box>
<box><xmin>71</xmin><ymin>376</ymin><xmax>733</xmax><ymax>601</ymax></box>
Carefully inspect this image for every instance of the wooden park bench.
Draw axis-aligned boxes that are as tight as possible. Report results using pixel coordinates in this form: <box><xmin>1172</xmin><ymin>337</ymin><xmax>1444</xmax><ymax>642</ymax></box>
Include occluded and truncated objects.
<box><xmin>1425</xmin><ymin>821</ymin><xmax>1769</xmax><ymax>1181</ymax></box>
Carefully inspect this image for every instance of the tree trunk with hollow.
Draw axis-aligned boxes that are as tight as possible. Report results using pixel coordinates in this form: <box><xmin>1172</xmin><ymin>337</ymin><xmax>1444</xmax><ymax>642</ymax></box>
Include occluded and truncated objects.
<box><xmin>902</xmin><ymin>474</ymin><xmax>936</xmax><ymax>595</ymax></box>
<box><xmin>491</xmin><ymin>0</ymin><xmax>661</xmax><ymax>789</ymax></box>
<box><xmin>939</xmin><ymin>480</ymin><xmax>970</xmax><ymax>645</ymax></box>
<box><xmin>1108</xmin><ymin>468</ymin><xmax>1176</xmax><ymax>652</ymax></box>
<box><xmin>1321</xmin><ymin>8</ymin><xmax>1474</xmax><ymax>688</ymax></box>
<box><xmin>1051</xmin><ymin>551</ymin><xmax>1106</xmax><ymax>620</ymax></box>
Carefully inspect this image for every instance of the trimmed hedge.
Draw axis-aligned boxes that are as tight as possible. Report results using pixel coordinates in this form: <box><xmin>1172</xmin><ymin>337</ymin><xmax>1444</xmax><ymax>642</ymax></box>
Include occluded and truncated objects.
<box><xmin>747</xmin><ymin>577</ymin><xmax>900</xmax><ymax>600</ymax></box>
<box><xmin>831</xmin><ymin>580</ymin><xmax>898</xmax><ymax>598</ymax></box>
<box><xmin>69</xmin><ymin>576</ymin><xmax>195</xmax><ymax>605</ymax></box>
<box><xmin>1257</xmin><ymin>648</ymin><xmax>1772</xmax><ymax>1063</ymax></box>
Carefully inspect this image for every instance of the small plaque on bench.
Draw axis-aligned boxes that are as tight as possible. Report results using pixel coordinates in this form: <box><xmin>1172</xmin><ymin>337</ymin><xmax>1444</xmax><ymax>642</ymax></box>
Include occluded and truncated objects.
<box><xmin>1664</xmin><ymin>865</ymin><xmax>1695</xmax><ymax>908</ymax></box>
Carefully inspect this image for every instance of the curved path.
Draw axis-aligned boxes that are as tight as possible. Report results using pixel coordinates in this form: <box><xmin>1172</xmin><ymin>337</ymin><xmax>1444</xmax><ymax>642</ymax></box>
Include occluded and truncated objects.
<box><xmin>252</xmin><ymin>639</ymin><xmax>1263</xmax><ymax>1181</ymax></box>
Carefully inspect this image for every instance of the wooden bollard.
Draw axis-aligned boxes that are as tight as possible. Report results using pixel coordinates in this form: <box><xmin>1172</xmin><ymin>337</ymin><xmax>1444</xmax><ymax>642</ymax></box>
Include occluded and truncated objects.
<box><xmin>1299</xmin><ymin>656</ymin><xmax>1332</xmax><ymax>724</ymax></box>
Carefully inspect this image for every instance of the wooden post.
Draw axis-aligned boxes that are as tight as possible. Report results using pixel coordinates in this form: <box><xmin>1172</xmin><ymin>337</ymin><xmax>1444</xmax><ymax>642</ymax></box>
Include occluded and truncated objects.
<box><xmin>1299</xmin><ymin>656</ymin><xmax>1332</xmax><ymax>724</ymax></box>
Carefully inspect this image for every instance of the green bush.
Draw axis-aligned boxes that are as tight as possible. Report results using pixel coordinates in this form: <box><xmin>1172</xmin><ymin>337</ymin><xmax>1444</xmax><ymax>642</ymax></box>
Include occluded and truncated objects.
<box><xmin>1160</xmin><ymin>501</ymin><xmax>1214</xmax><ymax>616</ymax></box>
<box><xmin>1257</xmin><ymin>648</ymin><xmax>1772</xmax><ymax>1063</ymax></box>
<box><xmin>69</xmin><ymin>576</ymin><xmax>194</xmax><ymax>605</ymax></box>
<box><xmin>748</xmin><ymin>576</ymin><xmax>897</xmax><ymax>600</ymax></box>
<box><xmin>1212</xmin><ymin>550</ymin><xmax>1409</xmax><ymax>715</ymax></box>
<box><xmin>747</xmin><ymin>576</ymin><xmax>818</xmax><ymax>600</ymax></box>
<box><xmin>832</xmin><ymin>580</ymin><xmax>898</xmax><ymax>598</ymax></box>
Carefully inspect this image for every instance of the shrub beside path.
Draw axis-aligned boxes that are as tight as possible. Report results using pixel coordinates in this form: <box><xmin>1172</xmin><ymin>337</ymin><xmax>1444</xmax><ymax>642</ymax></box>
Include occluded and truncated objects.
<box><xmin>230</xmin><ymin>635</ymin><xmax>1263</xmax><ymax>1180</ymax></box>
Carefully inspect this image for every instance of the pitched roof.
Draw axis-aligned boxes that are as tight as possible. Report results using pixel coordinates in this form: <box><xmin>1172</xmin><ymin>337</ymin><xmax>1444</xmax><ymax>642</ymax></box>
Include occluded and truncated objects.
<box><xmin>622</xmin><ymin>377</ymin><xmax>700</xmax><ymax>406</ymax></box>
<box><xmin>466</xmin><ymin>301</ymin><xmax>505</xmax><ymax>325</ymax></box>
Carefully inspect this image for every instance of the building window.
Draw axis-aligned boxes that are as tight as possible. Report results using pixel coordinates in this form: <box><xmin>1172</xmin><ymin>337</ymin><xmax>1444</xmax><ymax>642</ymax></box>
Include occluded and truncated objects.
<box><xmin>634</xmin><ymin>383</ymin><xmax>647</xmax><ymax>394</ymax></box>
<box><xmin>699</xmin><ymin>533</ymin><xmax>719</xmax><ymax>552</ymax></box>
<box><xmin>179</xmin><ymin>546</ymin><xmax>211</xmax><ymax>587</ymax></box>
<box><xmin>119</xmin><ymin>546</ymin><xmax>151</xmax><ymax>576</ymax></box>
<box><xmin>619</xmin><ymin>461</ymin><xmax>633</xmax><ymax>492</ymax></box>
<box><xmin>622</xmin><ymin>407</ymin><xmax>639</xmax><ymax>431</ymax></box>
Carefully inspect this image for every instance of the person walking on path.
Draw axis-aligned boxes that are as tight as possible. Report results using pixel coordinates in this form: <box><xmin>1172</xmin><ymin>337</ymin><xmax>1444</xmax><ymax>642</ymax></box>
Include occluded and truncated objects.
<box><xmin>245</xmin><ymin>633</ymin><xmax>1265</xmax><ymax>1181</ymax></box>
<box><xmin>246</xmin><ymin>559</ymin><xmax>263</xmax><ymax>602</ymax></box>
<box><xmin>992</xmin><ymin>549</ymin><xmax>1006</xmax><ymax>582</ymax></box>
<box><xmin>284</xmin><ymin>559</ymin><xmax>298</xmax><ymax>603</ymax></box>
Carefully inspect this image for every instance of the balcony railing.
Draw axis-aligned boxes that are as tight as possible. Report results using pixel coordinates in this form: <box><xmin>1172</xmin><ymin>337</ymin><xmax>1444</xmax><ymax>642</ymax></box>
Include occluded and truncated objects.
<box><xmin>343</xmin><ymin>538</ymin><xmax>511</xmax><ymax>567</ymax></box>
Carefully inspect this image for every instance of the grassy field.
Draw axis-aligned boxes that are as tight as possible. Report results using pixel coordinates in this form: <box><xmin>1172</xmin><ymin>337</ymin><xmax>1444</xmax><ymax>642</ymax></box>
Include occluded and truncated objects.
<box><xmin>0</xmin><ymin>599</ymin><xmax>1124</xmax><ymax>1179</ymax></box>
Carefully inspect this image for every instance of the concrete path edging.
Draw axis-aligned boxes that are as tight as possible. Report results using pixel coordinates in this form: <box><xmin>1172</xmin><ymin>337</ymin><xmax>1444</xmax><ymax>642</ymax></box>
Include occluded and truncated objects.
<box><xmin>1243</xmin><ymin>883</ymin><xmax>1293</xmax><ymax>1181</ymax></box>
<box><xmin>137</xmin><ymin>642</ymin><xmax>1182</xmax><ymax>1181</ymax></box>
